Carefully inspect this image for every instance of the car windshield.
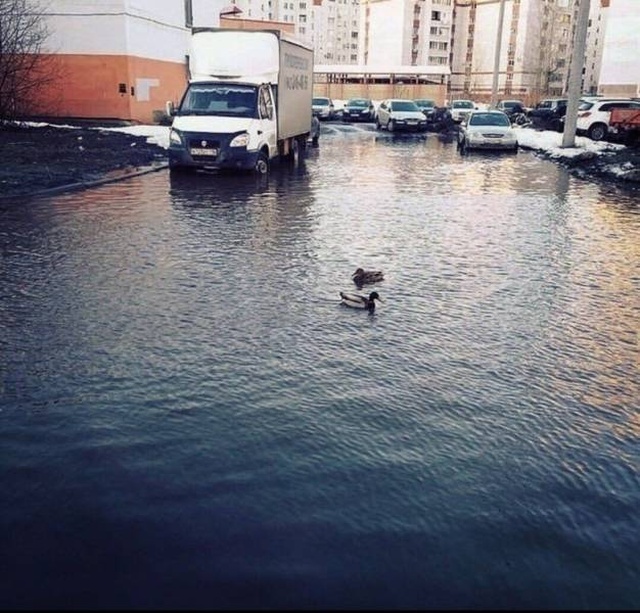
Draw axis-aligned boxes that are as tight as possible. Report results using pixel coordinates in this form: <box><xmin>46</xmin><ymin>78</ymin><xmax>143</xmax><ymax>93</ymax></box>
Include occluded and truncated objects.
<box><xmin>347</xmin><ymin>99</ymin><xmax>369</xmax><ymax>107</ymax></box>
<box><xmin>469</xmin><ymin>113</ymin><xmax>510</xmax><ymax>127</ymax></box>
<box><xmin>180</xmin><ymin>84</ymin><xmax>258</xmax><ymax>118</ymax></box>
<box><xmin>502</xmin><ymin>101</ymin><xmax>522</xmax><ymax>108</ymax></box>
<box><xmin>415</xmin><ymin>99</ymin><xmax>434</xmax><ymax>107</ymax></box>
<box><xmin>313</xmin><ymin>98</ymin><xmax>330</xmax><ymax>105</ymax></box>
<box><xmin>391</xmin><ymin>101</ymin><xmax>420</xmax><ymax>112</ymax></box>
<box><xmin>453</xmin><ymin>101</ymin><xmax>475</xmax><ymax>109</ymax></box>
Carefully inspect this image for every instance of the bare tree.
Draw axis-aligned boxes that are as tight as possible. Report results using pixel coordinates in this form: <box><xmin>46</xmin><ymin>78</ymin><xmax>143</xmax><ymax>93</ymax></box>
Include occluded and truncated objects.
<box><xmin>0</xmin><ymin>0</ymin><xmax>57</xmax><ymax>123</ymax></box>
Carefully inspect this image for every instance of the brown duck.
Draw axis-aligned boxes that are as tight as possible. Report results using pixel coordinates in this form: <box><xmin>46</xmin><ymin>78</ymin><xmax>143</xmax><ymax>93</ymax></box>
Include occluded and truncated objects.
<box><xmin>352</xmin><ymin>267</ymin><xmax>384</xmax><ymax>287</ymax></box>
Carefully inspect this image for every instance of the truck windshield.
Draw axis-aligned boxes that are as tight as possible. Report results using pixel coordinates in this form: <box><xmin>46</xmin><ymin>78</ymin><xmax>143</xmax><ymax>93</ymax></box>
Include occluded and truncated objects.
<box><xmin>180</xmin><ymin>84</ymin><xmax>258</xmax><ymax>118</ymax></box>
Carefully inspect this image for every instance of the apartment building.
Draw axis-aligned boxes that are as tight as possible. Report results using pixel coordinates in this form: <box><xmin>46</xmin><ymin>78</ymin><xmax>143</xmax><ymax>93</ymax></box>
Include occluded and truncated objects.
<box><xmin>358</xmin><ymin>0</ymin><xmax>453</xmax><ymax>67</ymax></box>
<box><xmin>313</xmin><ymin>0</ymin><xmax>360</xmax><ymax>64</ymax></box>
<box><xmin>26</xmin><ymin>0</ymin><xmax>639</xmax><ymax>122</ymax></box>
<box><xmin>598</xmin><ymin>0</ymin><xmax>640</xmax><ymax>98</ymax></box>
<box><xmin>583</xmin><ymin>0</ymin><xmax>609</xmax><ymax>95</ymax></box>
<box><xmin>450</xmin><ymin>0</ymin><xmax>550</xmax><ymax>102</ymax></box>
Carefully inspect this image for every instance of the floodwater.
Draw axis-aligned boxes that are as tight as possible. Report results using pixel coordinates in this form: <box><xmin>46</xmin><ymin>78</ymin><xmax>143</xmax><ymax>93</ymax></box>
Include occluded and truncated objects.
<box><xmin>1</xmin><ymin>124</ymin><xmax>639</xmax><ymax>609</ymax></box>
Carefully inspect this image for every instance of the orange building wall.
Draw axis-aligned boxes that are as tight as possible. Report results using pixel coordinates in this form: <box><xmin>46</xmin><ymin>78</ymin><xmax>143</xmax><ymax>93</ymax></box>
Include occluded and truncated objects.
<box><xmin>32</xmin><ymin>54</ymin><xmax>188</xmax><ymax>124</ymax></box>
<box><xmin>28</xmin><ymin>19</ymin><xmax>297</xmax><ymax>124</ymax></box>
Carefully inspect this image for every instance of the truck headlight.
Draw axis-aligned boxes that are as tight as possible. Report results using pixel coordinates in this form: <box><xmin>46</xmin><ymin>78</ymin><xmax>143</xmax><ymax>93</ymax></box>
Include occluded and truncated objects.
<box><xmin>230</xmin><ymin>133</ymin><xmax>250</xmax><ymax>147</ymax></box>
<box><xmin>169</xmin><ymin>129</ymin><xmax>183</xmax><ymax>145</ymax></box>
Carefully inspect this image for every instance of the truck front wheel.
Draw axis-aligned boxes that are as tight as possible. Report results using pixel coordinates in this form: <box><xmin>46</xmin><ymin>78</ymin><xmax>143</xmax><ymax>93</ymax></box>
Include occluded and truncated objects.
<box><xmin>254</xmin><ymin>151</ymin><xmax>269</xmax><ymax>175</ymax></box>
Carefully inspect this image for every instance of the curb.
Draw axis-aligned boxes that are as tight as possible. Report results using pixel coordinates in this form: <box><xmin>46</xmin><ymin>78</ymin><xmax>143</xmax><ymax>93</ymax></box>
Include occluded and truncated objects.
<box><xmin>0</xmin><ymin>162</ymin><xmax>169</xmax><ymax>202</ymax></box>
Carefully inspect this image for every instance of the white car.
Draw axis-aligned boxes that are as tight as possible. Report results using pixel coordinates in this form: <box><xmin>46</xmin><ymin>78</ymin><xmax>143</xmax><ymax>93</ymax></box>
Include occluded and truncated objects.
<box><xmin>375</xmin><ymin>99</ymin><xmax>428</xmax><ymax>132</ymax></box>
<box><xmin>457</xmin><ymin>110</ymin><xmax>518</xmax><ymax>154</ymax></box>
<box><xmin>575</xmin><ymin>98</ymin><xmax>640</xmax><ymax>141</ymax></box>
<box><xmin>450</xmin><ymin>99</ymin><xmax>477</xmax><ymax>123</ymax></box>
<box><xmin>312</xmin><ymin>96</ymin><xmax>335</xmax><ymax>121</ymax></box>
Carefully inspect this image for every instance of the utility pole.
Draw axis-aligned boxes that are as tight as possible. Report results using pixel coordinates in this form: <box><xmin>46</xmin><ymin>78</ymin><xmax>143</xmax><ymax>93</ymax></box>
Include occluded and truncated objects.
<box><xmin>562</xmin><ymin>0</ymin><xmax>591</xmax><ymax>148</ymax></box>
<box><xmin>490</xmin><ymin>0</ymin><xmax>507</xmax><ymax>107</ymax></box>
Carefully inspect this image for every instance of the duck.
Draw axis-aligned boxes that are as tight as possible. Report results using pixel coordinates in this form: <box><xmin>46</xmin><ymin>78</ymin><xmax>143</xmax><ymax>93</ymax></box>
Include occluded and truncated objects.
<box><xmin>340</xmin><ymin>291</ymin><xmax>382</xmax><ymax>312</ymax></box>
<box><xmin>352</xmin><ymin>267</ymin><xmax>384</xmax><ymax>287</ymax></box>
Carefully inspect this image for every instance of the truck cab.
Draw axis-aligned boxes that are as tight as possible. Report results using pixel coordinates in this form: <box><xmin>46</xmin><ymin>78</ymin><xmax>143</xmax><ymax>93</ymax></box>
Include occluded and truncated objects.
<box><xmin>167</xmin><ymin>81</ymin><xmax>276</xmax><ymax>174</ymax></box>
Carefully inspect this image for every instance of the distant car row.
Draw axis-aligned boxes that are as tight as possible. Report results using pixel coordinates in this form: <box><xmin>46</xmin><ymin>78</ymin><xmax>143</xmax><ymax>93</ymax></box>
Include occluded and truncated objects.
<box><xmin>312</xmin><ymin>96</ymin><xmax>470</xmax><ymax>126</ymax></box>
<box><xmin>313</xmin><ymin>93</ymin><xmax>640</xmax><ymax>146</ymax></box>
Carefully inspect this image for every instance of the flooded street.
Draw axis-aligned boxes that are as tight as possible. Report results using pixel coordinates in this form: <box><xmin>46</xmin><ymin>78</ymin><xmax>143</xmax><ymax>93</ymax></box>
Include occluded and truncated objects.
<box><xmin>1</xmin><ymin>124</ymin><xmax>639</xmax><ymax>609</ymax></box>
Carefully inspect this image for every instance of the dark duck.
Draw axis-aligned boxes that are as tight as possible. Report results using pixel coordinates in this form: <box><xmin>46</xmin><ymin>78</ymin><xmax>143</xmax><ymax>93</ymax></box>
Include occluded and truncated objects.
<box><xmin>352</xmin><ymin>267</ymin><xmax>384</xmax><ymax>287</ymax></box>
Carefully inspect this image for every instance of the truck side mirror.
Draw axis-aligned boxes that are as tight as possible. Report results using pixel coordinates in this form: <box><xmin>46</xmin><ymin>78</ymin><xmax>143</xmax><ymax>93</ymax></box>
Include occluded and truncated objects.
<box><xmin>166</xmin><ymin>101</ymin><xmax>175</xmax><ymax>117</ymax></box>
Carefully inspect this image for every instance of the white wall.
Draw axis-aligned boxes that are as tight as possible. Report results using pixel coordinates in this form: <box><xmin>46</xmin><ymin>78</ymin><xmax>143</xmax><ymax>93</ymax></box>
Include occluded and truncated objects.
<box><xmin>599</xmin><ymin>0</ymin><xmax>640</xmax><ymax>89</ymax></box>
<box><xmin>38</xmin><ymin>0</ymin><xmax>223</xmax><ymax>62</ymax></box>
<box><xmin>40</xmin><ymin>0</ymin><xmax>130</xmax><ymax>54</ymax></box>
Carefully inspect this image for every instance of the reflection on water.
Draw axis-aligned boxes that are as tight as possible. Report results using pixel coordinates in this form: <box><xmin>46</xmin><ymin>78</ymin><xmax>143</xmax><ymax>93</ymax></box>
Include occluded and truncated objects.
<box><xmin>1</xmin><ymin>125</ymin><xmax>639</xmax><ymax>609</ymax></box>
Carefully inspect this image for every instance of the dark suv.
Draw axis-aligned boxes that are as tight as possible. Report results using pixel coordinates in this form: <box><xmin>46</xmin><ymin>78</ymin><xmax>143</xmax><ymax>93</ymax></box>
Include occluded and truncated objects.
<box><xmin>528</xmin><ymin>98</ymin><xmax>568</xmax><ymax>131</ymax></box>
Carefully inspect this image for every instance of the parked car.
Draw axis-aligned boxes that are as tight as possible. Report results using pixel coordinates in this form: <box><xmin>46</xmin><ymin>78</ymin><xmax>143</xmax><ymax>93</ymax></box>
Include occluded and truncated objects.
<box><xmin>429</xmin><ymin>106</ymin><xmax>455</xmax><ymax>131</ymax></box>
<box><xmin>496</xmin><ymin>99</ymin><xmax>527</xmax><ymax>118</ymax></box>
<box><xmin>449</xmin><ymin>99</ymin><xmax>477</xmax><ymax>123</ymax></box>
<box><xmin>414</xmin><ymin>98</ymin><xmax>436</xmax><ymax>121</ymax></box>
<box><xmin>312</xmin><ymin>96</ymin><xmax>335</xmax><ymax>120</ymax></box>
<box><xmin>528</xmin><ymin>98</ymin><xmax>568</xmax><ymax>131</ymax></box>
<box><xmin>457</xmin><ymin>110</ymin><xmax>518</xmax><ymax>154</ymax></box>
<box><xmin>341</xmin><ymin>98</ymin><xmax>375</xmax><ymax>122</ymax></box>
<box><xmin>575</xmin><ymin>98</ymin><xmax>640</xmax><ymax>141</ymax></box>
<box><xmin>375</xmin><ymin>99</ymin><xmax>428</xmax><ymax>132</ymax></box>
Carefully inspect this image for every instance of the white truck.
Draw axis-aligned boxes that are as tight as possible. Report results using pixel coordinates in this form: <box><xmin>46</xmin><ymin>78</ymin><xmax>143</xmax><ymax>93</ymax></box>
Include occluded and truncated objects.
<box><xmin>166</xmin><ymin>28</ymin><xmax>314</xmax><ymax>174</ymax></box>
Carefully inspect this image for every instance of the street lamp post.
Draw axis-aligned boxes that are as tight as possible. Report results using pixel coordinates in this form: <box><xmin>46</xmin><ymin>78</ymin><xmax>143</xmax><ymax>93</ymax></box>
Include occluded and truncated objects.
<box><xmin>490</xmin><ymin>0</ymin><xmax>507</xmax><ymax>108</ymax></box>
<box><xmin>562</xmin><ymin>0</ymin><xmax>591</xmax><ymax>148</ymax></box>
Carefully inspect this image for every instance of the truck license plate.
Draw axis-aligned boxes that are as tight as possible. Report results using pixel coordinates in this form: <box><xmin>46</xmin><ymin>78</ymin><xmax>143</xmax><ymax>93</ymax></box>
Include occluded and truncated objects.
<box><xmin>190</xmin><ymin>147</ymin><xmax>217</xmax><ymax>156</ymax></box>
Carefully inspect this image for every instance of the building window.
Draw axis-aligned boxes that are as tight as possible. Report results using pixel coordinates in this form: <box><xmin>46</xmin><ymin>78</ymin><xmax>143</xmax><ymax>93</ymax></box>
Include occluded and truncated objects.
<box><xmin>431</xmin><ymin>10</ymin><xmax>441</xmax><ymax>21</ymax></box>
<box><xmin>184</xmin><ymin>0</ymin><xmax>193</xmax><ymax>27</ymax></box>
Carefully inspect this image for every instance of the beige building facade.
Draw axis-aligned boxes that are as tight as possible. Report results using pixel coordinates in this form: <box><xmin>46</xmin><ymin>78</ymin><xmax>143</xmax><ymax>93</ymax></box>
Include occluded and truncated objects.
<box><xmin>449</xmin><ymin>0</ymin><xmax>557</xmax><ymax>104</ymax></box>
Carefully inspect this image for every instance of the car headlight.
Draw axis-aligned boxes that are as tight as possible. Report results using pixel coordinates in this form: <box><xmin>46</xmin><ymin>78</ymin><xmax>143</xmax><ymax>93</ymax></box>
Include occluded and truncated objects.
<box><xmin>230</xmin><ymin>132</ymin><xmax>250</xmax><ymax>147</ymax></box>
<box><xmin>169</xmin><ymin>129</ymin><xmax>183</xmax><ymax>145</ymax></box>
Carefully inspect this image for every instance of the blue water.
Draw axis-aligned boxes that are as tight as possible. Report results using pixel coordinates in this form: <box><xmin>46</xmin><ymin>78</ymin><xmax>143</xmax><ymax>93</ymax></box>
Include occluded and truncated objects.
<box><xmin>1</xmin><ymin>126</ymin><xmax>639</xmax><ymax>609</ymax></box>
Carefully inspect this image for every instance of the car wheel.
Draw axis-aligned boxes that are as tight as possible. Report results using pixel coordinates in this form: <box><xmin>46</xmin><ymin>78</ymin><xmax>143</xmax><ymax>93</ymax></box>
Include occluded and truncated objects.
<box><xmin>458</xmin><ymin>139</ymin><xmax>467</xmax><ymax>155</ymax></box>
<box><xmin>254</xmin><ymin>151</ymin><xmax>269</xmax><ymax>175</ymax></box>
<box><xmin>388</xmin><ymin>119</ymin><xmax>395</xmax><ymax>132</ymax></box>
<box><xmin>375</xmin><ymin>118</ymin><xmax>381</xmax><ymax>130</ymax></box>
<box><xmin>588</xmin><ymin>123</ymin><xmax>608</xmax><ymax>141</ymax></box>
<box><xmin>311</xmin><ymin>135</ymin><xmax>319</xmax><ymax>148</ymax></box>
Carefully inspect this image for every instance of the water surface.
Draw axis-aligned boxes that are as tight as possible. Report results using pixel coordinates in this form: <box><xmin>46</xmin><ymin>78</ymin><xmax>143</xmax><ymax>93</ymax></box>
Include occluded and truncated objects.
<box><xmin>1</xmin><ymin>125</ymin><xmax>638</xmax><ymax>609</ymax></box>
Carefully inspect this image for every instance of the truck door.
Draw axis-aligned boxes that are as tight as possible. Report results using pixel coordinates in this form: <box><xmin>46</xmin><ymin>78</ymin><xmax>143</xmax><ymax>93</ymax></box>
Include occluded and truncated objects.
<box><xmin>258</xmin><ymin>85</ymin><xmax>277</xmax><ymax>157</ymax></box>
